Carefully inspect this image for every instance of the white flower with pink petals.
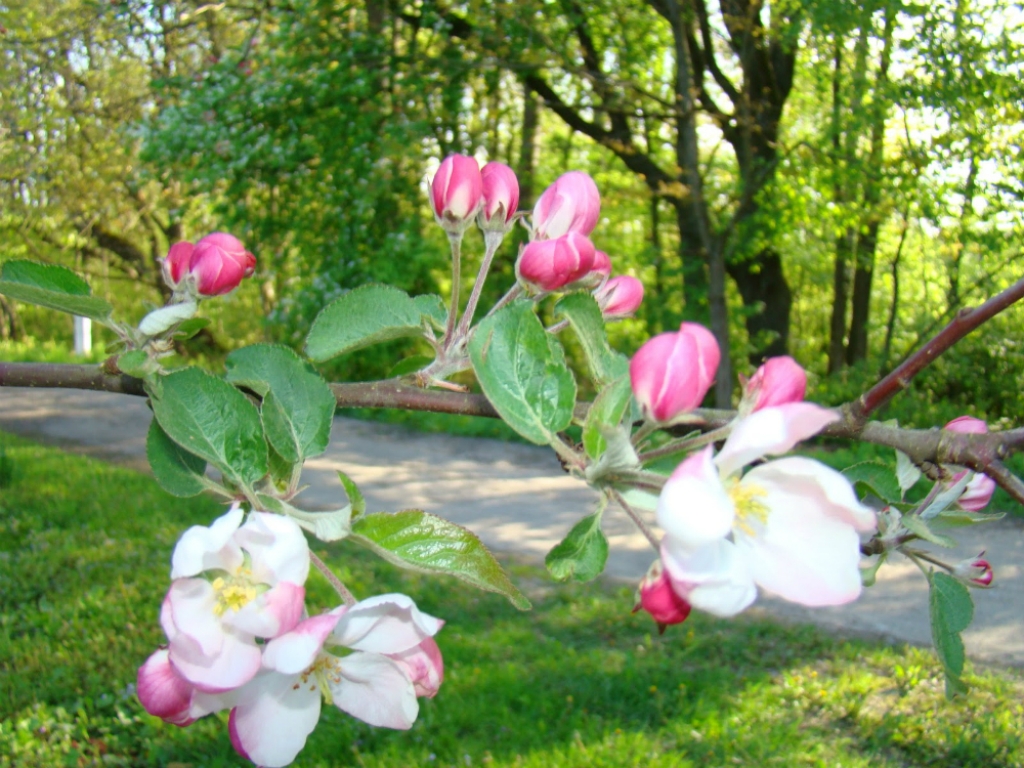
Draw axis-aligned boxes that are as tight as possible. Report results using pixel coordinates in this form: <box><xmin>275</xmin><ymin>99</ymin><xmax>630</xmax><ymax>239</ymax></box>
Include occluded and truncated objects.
<box><xmin>225</xmin><ymin>594</ymin><xmax>444</xmax><ymax>768</ymax></box>
<box><xmin>656</xmin><ymin>404</ymin><xmax>877</xmax><ymax>617</ymax></box>
<box><xmin>161</xmin><ymin>504</ymin><xmax>309</xmax><ymax>693</ymax></box>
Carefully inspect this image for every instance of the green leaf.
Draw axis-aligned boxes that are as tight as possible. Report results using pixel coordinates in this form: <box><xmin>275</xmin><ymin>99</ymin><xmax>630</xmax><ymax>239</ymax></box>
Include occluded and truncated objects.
<box><xmin>256</xmin><ymin>494</ymin><xmax>352</xmax><ymax>542</ymax></box>
<box><xmin>468</xmin><ymin>301</ymin><xmax>576</xmax><ymax>445</ymax></box>
<box><xmin>583</xmin><ymin>375</ymin><xmax>633</xmax><ymax>459</ymax></box>
<box><xmin>351</xmin><ymin>510</ymin><xmax>530</xmax><ymax>610</ymax></box>
<box><xmin>842</xmin><ymin>461</ymin><xmax>902</xmax><ymax>505</ymax></box>
<box><xmin>895</xmin><ymin>450</ymin><xmax>922</xmax><ymax>495</ymax></box>
<box><xmin>920</xmin><ymin>472</ymin><xmax>971</xmax><ymax>520</ymax></box>
<box><xmin>172</xmin><ymin>317</ymin><xmax>212</xmax><ymax>340</ymax></box>
<box><xmin>337</xmin><ymin>471</ymin><xmax>365</xmax><ymax>517</ymax></box>
<box><xmin>0</xmin><ymin>260</ymin><xmax>113</xmax><ymax>323</ymax></box>
<box><xmin>117</xmin><ymin>350</ymin><xmax>155</xmax><ymax>379</ymax></box>
<box><xmin>305</xmin><ymin>284</ymin><xmax>428</xmax><ymax>362</ymax></box>
<box><xmin>225</xmin><ymin>344</ymin><xmax>336</xmax><ymax>463</ymax></box>
<box><xmin>901</xmin><ymin>514</ymin><xmax>957</xmax><ymax>548</ymax></box>
<box><xmin>148</xmin><ymin>368</ymin><xmax>268</xmax><ymax>489</ymax></box>
<box><xmin>545</xmin><ymin>510</ymin><xmax>609</xmax><ymax>582</ymax></box>
<box><xmin>146</xmin><ymin>420</ymin><xmax>209</xmax><ymax>498</ymax></box>
<box><xmin>935</xmin><ymin>509</ymin><xmax>1005</xmax><ymax>526</ymax></box>
<box><xmin>555</xmin><ymin>292</ymin><xmax>629</xmax><ymax>387</ymax></box>
<box><xmin>928</xmin><ymin>571</ymin><xmax>974</xmax><ymax>697</ymax></box>
<box><xmin>389</xmin><ymin>355</ymin><xmax>434</xmax><ymax>378</ymax></box>
<box><xmin>413</xmin><ymin>293</ymin><xmax>448</xmax><ymax>331</ymax></box>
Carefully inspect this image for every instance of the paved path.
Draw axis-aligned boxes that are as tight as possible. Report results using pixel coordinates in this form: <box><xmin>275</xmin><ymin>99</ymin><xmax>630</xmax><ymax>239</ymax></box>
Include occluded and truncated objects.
<box><xmin>1</xmin><ymin>387</ymin><xmax>1022</xmax><ymax>665</ymax></box>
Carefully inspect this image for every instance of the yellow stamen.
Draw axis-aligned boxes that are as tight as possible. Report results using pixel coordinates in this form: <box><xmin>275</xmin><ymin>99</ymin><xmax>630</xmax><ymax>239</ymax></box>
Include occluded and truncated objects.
<box><xmin>728</xmin><ymin>482</ymin><xmax>769</xmax><ymax>536</ymax></box>
<box><xmin>209</xmin><ymin>566</ymin><xmax>260</xmax><ymax>616</ymax></box>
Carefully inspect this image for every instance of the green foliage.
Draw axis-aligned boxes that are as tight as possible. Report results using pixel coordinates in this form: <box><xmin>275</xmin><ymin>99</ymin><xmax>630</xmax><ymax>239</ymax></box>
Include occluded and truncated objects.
<box><xmin>469</xmin><ymin>301</ymin><xmax>577</xmax><ymax>446</ymax></box>
<box><xmin>0</xmin><ymin>261</ymin><xmax>114</xmax><ymax>324</ymax></box>
<box><xmin>545</xmin><ymin>509</ymin><xmax>610</xmax><ymax>583</ymax></box>
<box><xmin>929</xmin><ymin>572</ymin><xmax>975</xmax><ymax>697</ymax></box>
<box><xmin>3</xmin><ymin>433</ymin><xmax>1023</xmax><ymax>767</ymax></box>
<box><xmin>350</xmin><ymin>510</ymin><xmax>530</xmax><ymax>610</ymax></box>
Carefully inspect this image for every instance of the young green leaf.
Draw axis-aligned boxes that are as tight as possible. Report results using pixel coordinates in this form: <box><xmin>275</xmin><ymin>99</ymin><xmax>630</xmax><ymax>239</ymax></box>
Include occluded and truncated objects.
<box><xmin>305</xmin><ymin>284</ymin><xmax>429</xmax><ymax>362</ymax></box>
<box><xmin>895</xmin><ymin>450</ymin><xmax>922</xmax><ymax>495</ymax></box>
<box><xmin>842</xmin><ymin>461</ymin><xmax>902</xmax><ymax>505</ymax></box>
<box><xmin>413</xmin><ymin>293</ymin><xmax>448</xmax><ymax>331</ymax></box>
<box><xmin>225</xmin><ymin>343</ymin><xmax>336</xmax><ymax>463</ymax></box>
<box><xmin>350</xmin><ymin>510</ymin><xmax>531</xmax><ymax>610</ymax></box>
<box><xmin>901</xmin><ymin>514</ymin><xmax>957</xmax><ymax>548</ymax></box>
<box><xmin>256</xmin><ymin>494</ymin><xmax>352</xmax><ymax>542</ymax></box>
<box><xmin>468</xmin><ymin>301</ymin><xmax>576</xmax><ymax>445</ymax></box>
<box><xmin>554</xmin><ymin>292</ymin><xmax>629</xmax><ymax>387</ymax></box>
<box><xmin>148</xmin><ymin>368</ymin><xmax>268</xmax><ymax>490</ymax></box>
<box><xmin>545</xmin><ymin>509</ymin><xmax>609</xmax><ymax>583</ymax></box>
<box><xmin>0</xmin><ymin>260</ymin><xmax>113</xmax><ymax>322</ymax></box>
<box><xmin>583</xmin><ymin>375</ymin><xmax>633</xmax><ymax>459</ymax></box>
<box><xmin>337</xmin><ymin>471</ymin><xmax>365</xmax><ymax>517</ymax></box>
<box><xmin>146</xmin><ymin>420</ymin><xmax>210</xmax><ymax>498</ymax></box>
<box><xmin>928</xmin><ymin>571</ymin><xmax>974</xmax><ymax>697</ymax></box>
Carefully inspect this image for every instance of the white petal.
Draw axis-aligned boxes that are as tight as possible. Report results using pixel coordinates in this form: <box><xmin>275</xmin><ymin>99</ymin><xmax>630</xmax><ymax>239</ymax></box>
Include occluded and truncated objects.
<box><xmin>329</xmin><ymin>652</ymin><xmax>419</xmax><ymax>729</ymax></box>
<box><xmin>263</xmin><ymin>611</ymin><xmax>344</xmax><ymax>675</ymax></box>
<box><xmin>736</xmin><ymin>463</ymin><xmax>866</xmax><ymax>606</ymax></box>
<box><xmin>164</xmin><ymin>579</ymin><xmax>223</xmax><ymax>658</ymax></box>
<box><xmin>331</xmin><ymin>594</ymin><xmax>443</xmax><ymax>654</ymax></box>
<box><xmin>715</xmin><ymin>404</ymin><xmax>839</xmax><ymax>478</ymax></box>
<box><xmin>169</xmin><ymin>625</ymin><xmax>262</xmax><ymax>693</ymax></box>
<box><xmin>661</xmin><ymin>539</ymin><xmax>756</xmax><ymax>617</ymax></box>
<box><xmin>229</xmin><ymin>671</ymin><xmax>321</xmax><ymax>768</ymax></box>
<box><xmin>235</xmin><ymin>512</ymin><xmax>310</xmax><ymax>585</ymax></box>
<box><xmin>746</xmin><ymin>458</ymin><xmax>876</xmax><ymax>532</ymax></box>
<box><xmin>171</xmin><ymin>505</ymin><xmax>245</xmax><ymax>578</ymax></box>
<box><xmin>228</xmin><ymin>581</ymin><xmax>305</xmax><ymax>639</ymax></box>
<box><xmin>656</xmin><ymin>447</ymin><xmax>735</xmax><ymax>549</ymax></box>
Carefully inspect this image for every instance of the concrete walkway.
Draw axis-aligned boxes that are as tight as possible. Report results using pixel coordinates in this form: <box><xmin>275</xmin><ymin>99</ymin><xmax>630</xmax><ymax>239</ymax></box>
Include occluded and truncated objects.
<box><xmin>1</xmin><ymin>387</ymin><xmax>1022</xmax><ymax>665</ymax></box>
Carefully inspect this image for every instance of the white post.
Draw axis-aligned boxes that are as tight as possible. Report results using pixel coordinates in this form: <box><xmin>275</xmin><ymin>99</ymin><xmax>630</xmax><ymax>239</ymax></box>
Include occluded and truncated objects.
<box><xmin>74</xmin><ymin>316</ymin><xmax>92</xmax><ymax>355</ymax></box>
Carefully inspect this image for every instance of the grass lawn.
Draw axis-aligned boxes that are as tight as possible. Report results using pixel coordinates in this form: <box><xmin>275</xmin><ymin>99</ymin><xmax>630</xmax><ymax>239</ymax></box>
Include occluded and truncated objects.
<box><xmin>1</xmin><ymin>430</ymin><xmax>1022</xmax><ymax>767</ymax></box>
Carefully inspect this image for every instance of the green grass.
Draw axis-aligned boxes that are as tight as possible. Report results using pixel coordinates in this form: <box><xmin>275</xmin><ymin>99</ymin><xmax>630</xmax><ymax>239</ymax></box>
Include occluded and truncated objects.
<box><xmin>1</xmin><ymin>431</ymin><xmax>1023</xmax><ymax>767</ymax></box>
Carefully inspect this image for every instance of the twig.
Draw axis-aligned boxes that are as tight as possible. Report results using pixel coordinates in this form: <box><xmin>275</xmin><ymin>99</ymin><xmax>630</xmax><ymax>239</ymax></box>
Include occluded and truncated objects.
<box><xmin>309</xmin><ymin>550</ymin><xmax>356</xmax><ymax>606</ymax></box>
<box><xmin>607</xmin><ymin>488</ymin><xmax>661</xmax><ymax>551</ymax></box>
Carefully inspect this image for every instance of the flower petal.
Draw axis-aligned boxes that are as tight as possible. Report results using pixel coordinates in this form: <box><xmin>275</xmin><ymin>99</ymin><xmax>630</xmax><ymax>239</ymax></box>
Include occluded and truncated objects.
<box><xmin>747</xmin><ymin>458</ymin><xmax>876</xmax><ymax>532</ymax></box>
<box><xmin>656</xmin><ymin>446</ymin><xmax>735</xmax><ymax>549</ymax></box>
<box><xmin>715</xmin><ymin>404</ymin><xmax>839</xmax><ymax>478</ymax></box>
<box><xmin>328</xmin><ymin>652</ymin><xmax>419</xmax><ymax>729</ymax></box>
<box><xmin>736</xmin><ymin>461</ymin><xmax>869</xmax><ymax>606</ymax></box>
<box><xmin>331</xmin><ymin>594</ymin><xmax>444</xmax><ymax>654</ymax></box>
<box><xmin>171</xmin><ymin>505</ymin><xmax>245</xmax><ymax>578</ymax></box>
<box><xmin>263</xmin><ymin>610</ymin><xmax>344</xmax><ymax>675</ymax></box>
<box><xmin>660</xmin><ymin>538</ymin><xmax>756</xmax><ymax>617</ymax></box>
<box><xmin>229</xmin><ymin>581</ymin><xmax>306</xmax><ymax>638</ymax></box>
<box><xmin>229</xmin><ymin>671</ymin><xmax>321</xmax><ymax>768</ymax></box>
<box><xmin>235</xmin><ymin>512</ymin><xmax>310</xmax><ymax>585</ymax></box>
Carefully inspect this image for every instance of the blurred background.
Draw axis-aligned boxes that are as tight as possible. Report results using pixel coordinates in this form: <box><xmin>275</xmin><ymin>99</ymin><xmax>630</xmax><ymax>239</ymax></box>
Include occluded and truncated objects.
<box><xmin>1</xmin><ymin>0</ymin><xmax>1022</xmax><ymax>430</ymax></box>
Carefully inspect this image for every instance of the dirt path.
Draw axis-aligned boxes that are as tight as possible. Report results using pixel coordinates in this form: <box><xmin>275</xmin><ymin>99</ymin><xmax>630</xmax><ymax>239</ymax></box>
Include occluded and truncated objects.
<box><xmin>2</xmin><ymin>386</ymin><xmax>1021</xmax><ymax>665</ymax></box>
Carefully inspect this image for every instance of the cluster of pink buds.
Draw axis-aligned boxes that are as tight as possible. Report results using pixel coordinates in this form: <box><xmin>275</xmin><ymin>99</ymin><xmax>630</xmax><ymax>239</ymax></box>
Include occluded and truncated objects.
<box><xmin>137</xmin><ymin>506</ymin><xmax>444</xmax><ymax>767</ymax></box>
<box><xmin>943</xmin><ymin>416</ymin><xmax>997</xmax><ymax>512</ymax></box>
<box><xmin>163</xmin><ymin>232</ymin><xmax>256</xmax><ymax>298</ymax></box>
<box><xmin>430</xmin><ymin>154</ymin><xmax>520</xmax><ymax>236</ymax></box>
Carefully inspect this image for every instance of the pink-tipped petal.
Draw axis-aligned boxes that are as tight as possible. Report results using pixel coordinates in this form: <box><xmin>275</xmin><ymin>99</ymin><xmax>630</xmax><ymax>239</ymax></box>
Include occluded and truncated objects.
<box><xmin>480</xmin><ymin>161</ymin><xmax>520</xmax><ymax>225</ymax></box>
<box><xmin>229</xmin><ymin>672</ymin><xmax>322</xmax><ymax>768</ymax></box>
<box><xmin>715</xmin><ymin>403</ymin><xmax>839</xmax><ymax>478</ymax></box>
<box><xmin>170</xmin><ymin>504</ymin><xmax>245</xmax><ymax>578</ymax></box>
<box><xmin>389</xmin><ymin>638</ymin><xmax>444</xmax><ymax>698</ymax></box>
<box><xmin>262</xmin><ymin>610</ymin><xmax>344</xmax><ymax>675</ymax></box>
<box><xmin>660</xmin><ymin>538</ymin><xmax>756</xmax><ymax>618</ymax></box>
<box><xmin>229</xmin><ymin>582</ymin><xmax>306</xmax><ymax>639</ymax></box>
<box><xmin>630</xmin><ymin>323</ymin><xmax>719</xmax><ymax>422</ymax></box>
<box><xmin>329</xmin><ymin>652</ymin><xmax>420</xmax><ymax>729</ymax></box>
<box><xmin>656</xmin><ymin>446</ymin><xmax>735</xmax><ymax>549</ymax></box>
<box><xmin>137</xmin><ymin>648</ymin><xmax>196</xmax><ymax>726</ymax></box>
<box><xmin>331</xmin><ymin>593</ymin><xmax>444</xmax><ymax>654</ymax></box>
<box><xmin>747</xmin><ymin>356</ymin><xmax>807</xmax><ymax>410</ymax></box>
<box><xmin>532</xmin><ymin>171</ymin><xmax>601</xmax><ymax>240</ymax></box>
<box><xmin>235</xmin><ymin>511</ymin><xmax>310</xmax><ymax>585</ymax></box>
<box><xmin>944</xmin><ymin>415</ymin><xmax>988</xmax><ymax>434</ymax></box>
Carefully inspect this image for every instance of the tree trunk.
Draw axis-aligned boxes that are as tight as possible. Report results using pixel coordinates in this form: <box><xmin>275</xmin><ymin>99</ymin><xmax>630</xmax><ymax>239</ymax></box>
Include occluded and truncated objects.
<box><xmin>726</xmin><ymin>249</ymin><xmax>792</xmax><ymax>361</ymax></box>
<box><xmin>516</xmin><ymin>87</ymin><xmax>539</xmax><ymax>207</ymax></box>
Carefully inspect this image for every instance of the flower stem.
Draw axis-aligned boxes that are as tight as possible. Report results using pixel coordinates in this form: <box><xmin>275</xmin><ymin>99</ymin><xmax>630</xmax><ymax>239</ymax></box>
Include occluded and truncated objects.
<box><xmin>457</xmin><ymin>231</ymin><xmax>504</xmax><ymax>339</ymax></box>
<box><xmin>608</xmin><ymin>488</ymin><xmax>660</xmax><ymax>551</ymax></box>
<box><xmin>310</xmin><ymin>550</ymin><xmax>356</xmax><ymax>606</ymax></box>
<box><xmin>638</xmin><ymin>423</ymin><xmax>734</xmax><ymax>464</ymax></box>
<box><xmin>443</xmin><ymin>231</ymin><xmax>464</xmax><ymax>349</ymax></box>
<box><xmin>546</xmin><ymin>318</ymin><xmax>570</xmax><ymax>335</ymax></box>
<box><xmin>486</xmin><ymin>283</ymin><xmax>524</xmax><ymax>318</ymax></box>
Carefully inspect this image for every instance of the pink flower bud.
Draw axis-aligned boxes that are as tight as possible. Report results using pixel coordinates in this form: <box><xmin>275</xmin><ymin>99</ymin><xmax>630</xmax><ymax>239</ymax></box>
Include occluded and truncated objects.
<box><xmin>944</xmin><ymin>416</ymin><xmax>996</xmax><ymax>511</ymax></box>
<box><xmin>594</xmin><ymin>275</ymin><xmax>644</xmax><ymax>319</ymax></box>
<box><xmin>745</xmin><ymin>356</ymin><xmax>807</xmax><ymax>411</ymax></box>
<box><xmin>633</xmin><ymin>560</ymin><xmax>691</xmax><ymax>631</ymax></box>
<box><xmin>630</xmin><ymin>323</ymin><xmax>720</xmax><ymax>422</ymax></box>
<box><xmin>952</xmin><ymin>552</ymin><xmax>994</xmax><ymax>587</ymax></box>
<box><xmin>389</xmin><ymin>637</ymin><xmax>444</xmax><ymax>698</ymax></box>
<box><xmin>532</xmin><ymin>171</ymin><xmax>601</xmax><ymax>240</ymax></box>
<box><xmin>591</xmin><ymin>250</ymin><xmax>612</xmax><ymax>278</ymax></box>
<box><xmin>164</xmin><ymin>242</ymin><xmax>194</xmax><ymax>286</ymax></box>
<box><xmin>479</xmin><ymin>161</ymin><xmax>519</xmax><ymax>228</ymax></box>
<box><xmin>431</xmin><ymin>154</ymin><xmax>483</xmax><ymax>229</ymax></box>
<box><xmin>137</xmin><ymin>648</ymin><xmax>196</xmax><ymax>726</ymax></box>
<box><xmin>188</xmin><ymin>233</ymin><xmax>257</xmax><ymax>296</ymax></box>
<box><xmin>516</xmin><ymin>232</ymin><xmax>596</xmax><ymax>291</ymax></box>
<box><xmin>945</xmin><ymin>415</ymin><xmax>988</xmax><ymax>434</ymax></box>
